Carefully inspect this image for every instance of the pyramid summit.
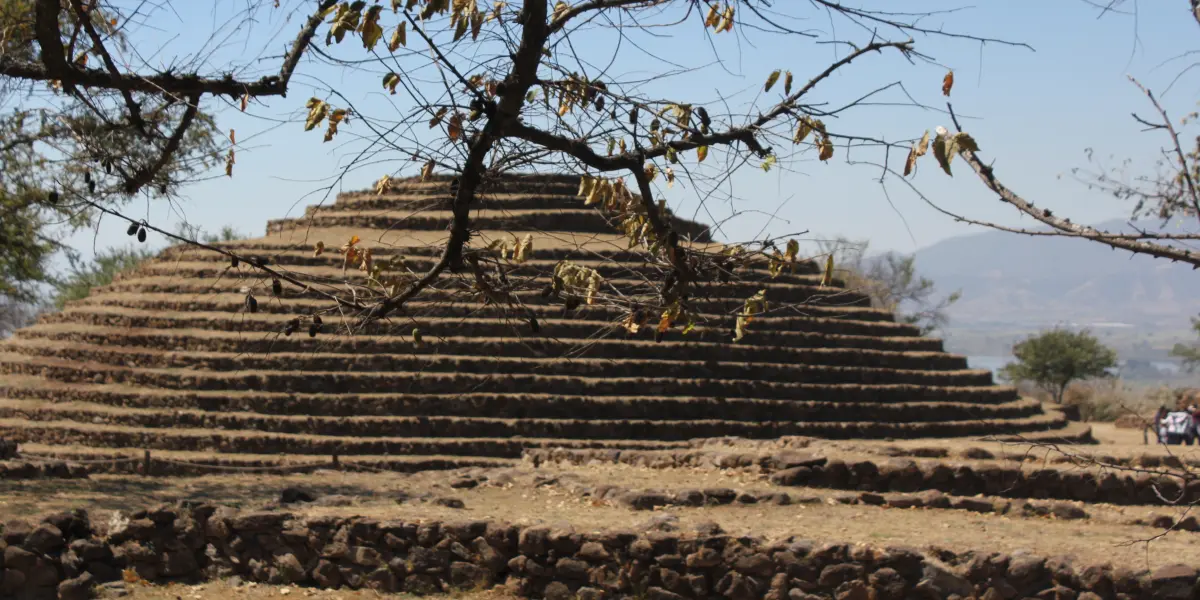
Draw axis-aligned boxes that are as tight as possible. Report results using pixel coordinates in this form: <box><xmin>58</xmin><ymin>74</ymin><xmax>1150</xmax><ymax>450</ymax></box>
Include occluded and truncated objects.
<box><xmin>0</xmin><ymin>173</ymin><xmax>1072</xmax><ymax>469</ymax></box>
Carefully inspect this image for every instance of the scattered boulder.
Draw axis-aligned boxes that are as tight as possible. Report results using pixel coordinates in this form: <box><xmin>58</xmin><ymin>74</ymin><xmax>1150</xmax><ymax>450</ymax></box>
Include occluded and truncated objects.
<box><xmin>433</xmin><ymin>497</ymin><xmax>465</xmax><ymax>509</ymax></box>
<box><xmin>1148</xmin><ymin>564</ymin><xmax>1197</xmax><ymax>600</ymax></box>
<box><xmin>279</xmin><ymin>487</ymin><xmax>317</xmax><ymax>504</ymax></box>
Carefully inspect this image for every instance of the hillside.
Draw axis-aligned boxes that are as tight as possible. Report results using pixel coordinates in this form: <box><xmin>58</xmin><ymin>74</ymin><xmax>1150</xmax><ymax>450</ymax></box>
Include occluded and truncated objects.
<box><xmin>914</xmin><ymin>218</ymin><xmax>1200</xmax><ymax>331</ymax></box>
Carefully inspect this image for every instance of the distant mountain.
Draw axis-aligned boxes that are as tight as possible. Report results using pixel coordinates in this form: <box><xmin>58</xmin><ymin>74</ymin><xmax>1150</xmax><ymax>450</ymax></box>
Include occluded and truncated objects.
<box><xmin>913</xmin><ymin>219</ymin><xmax>1200</xmax><ymax>330</ymax></box>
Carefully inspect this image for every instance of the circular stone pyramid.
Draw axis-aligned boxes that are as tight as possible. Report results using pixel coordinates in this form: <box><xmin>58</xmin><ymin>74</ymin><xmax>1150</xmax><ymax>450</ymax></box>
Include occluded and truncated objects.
<box><xmin>0</xmin><ymin>174</ymin><xmax>1069</xmax><ymax>470</ymax></box>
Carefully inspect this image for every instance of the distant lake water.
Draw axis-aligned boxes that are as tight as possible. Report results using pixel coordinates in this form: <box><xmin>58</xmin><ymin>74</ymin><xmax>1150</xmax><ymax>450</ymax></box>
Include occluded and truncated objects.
<box><xmin>967</xmin><ymin>356</ymin><xmax>1013</xmax><ymax>375</ymax></box>
<box><xmin>967</xmin><ymin>355</ymin><xmax>1183</xmax><ymax>376</ymax></box>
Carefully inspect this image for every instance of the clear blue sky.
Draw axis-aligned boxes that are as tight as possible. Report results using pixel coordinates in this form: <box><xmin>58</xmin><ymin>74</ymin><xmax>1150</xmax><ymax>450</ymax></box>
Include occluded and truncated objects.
<box><xmin>64</xmin><ymin>0</ymin><xmax>1200</xmax><ymax>263</ymax></box>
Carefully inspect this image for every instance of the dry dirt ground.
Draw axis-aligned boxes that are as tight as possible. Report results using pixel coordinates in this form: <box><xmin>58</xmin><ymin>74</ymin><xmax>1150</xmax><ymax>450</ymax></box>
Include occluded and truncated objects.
<box><xmin>100</xmin><ymin>578</ymin><xmax>517</xmax><ymax>600</ymax></box>
<box><xmin>4</xmin><ymin>424</ymin><xmax>1200</xmax><ymax>576</ymax></box>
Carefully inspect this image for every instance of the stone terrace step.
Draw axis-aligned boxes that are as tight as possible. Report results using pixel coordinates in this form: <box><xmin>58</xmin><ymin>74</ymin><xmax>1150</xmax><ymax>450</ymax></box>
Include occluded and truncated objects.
<box><xmin>74</xmin><ymin>292</ymin><xmax>902</xmax><ymax>327</ymax></box>
<box><xmin>0</xmin><ymin>411</ymin><xmax>1066</xmax><ymax>456</ymax></box>
<box><xmin>17</xmin><ymin>443</ymin><xmax>518</xmax><ymax>475</ymax></box>
<box><xmin>327</xmin><ymin>191</ymin><xmax>588</xmax><ymax>212</ymax></box>
<box><xmin>123</xmin><ymin>262</ymin><xmax>872</xmax><ymax>308</ymax></box>
<box><xmin>0</xmin><ymin>376</ymin><xmax>1037</xmax><ymax>421</ymax></box>
<box><xmin>80</xmin><ymin>286</ymin><xmax>901</xmax><ymax>335</ymax></box>
<box><xmin>0</xmin><ymin>397</ymin><xmax>1051</xmax><ymax>441</ymax></box>
<box><xmin>35</xmin><ymin>308</ymin><xmax>939</xmax><ymax>352</ymax></box>
<box><xmin>265</xmin><ymin>209</ymin><xmax>713</xmax><ymax>242</ymax></box>
<box><xmin>0</xmin><ymin>338</ymin><xmax>994</xmax><ymax>387</ymax></box>
<box><xmin>168</xmin><ymin>235</ymin><xmax>770</xmax><ymax>268</ymax></box>
<box><xmin>148</xmin><ymin>252</ymin><xmax>837</xmax><ymax>289</ymax></box>
<box><xmin>0</xmin><ymin>419</ymin><xmax>691</xmax><ymax>457</ymax></box>
<box><xmin>0</xmin><ymin>352</ymin><xmax>1015</xmax><ymax>403</ymax></box>
<box><xmin>14</xmin><ymin>324</ymin><xmax>965</xmax><ymax>370</ymax></box>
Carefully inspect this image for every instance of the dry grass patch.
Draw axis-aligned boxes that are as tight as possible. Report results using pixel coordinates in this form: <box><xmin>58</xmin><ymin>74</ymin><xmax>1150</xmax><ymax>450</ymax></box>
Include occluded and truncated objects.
<box><xmin>3</xmin><ymin>458</ymin><xmax>1200</xmax><ymax>571</ymax></box>
<box><xmin>101</xmin><ymin>578</ymin><xmax>518</xmax><ymax>600</ymax></box>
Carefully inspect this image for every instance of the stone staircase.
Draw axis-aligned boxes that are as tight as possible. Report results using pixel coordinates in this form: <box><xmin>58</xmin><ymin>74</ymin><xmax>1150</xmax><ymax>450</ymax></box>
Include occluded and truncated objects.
<box><xmin>0</xmin><ymin>174</ymin><xmax>1072</xmax><ymax>469</ymax></box>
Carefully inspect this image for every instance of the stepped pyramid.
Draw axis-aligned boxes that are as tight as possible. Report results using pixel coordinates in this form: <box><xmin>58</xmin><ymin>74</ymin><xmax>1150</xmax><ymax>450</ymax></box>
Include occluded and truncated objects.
<box><xmin>0</xmin><ymin>174</ymin><xmax>1071</xmax><ymax>470</ymax></box>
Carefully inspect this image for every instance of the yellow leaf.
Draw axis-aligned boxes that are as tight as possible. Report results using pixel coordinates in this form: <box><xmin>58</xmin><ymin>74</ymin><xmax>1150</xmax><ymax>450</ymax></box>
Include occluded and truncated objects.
<box><xmin>313</xmin><ymin>241</ymin><xmax>325</xmax><ymax>257</ymax></box>
<box><xmin>224</xmin><ymin>149</ymin><xmax>234</xmax><ymax>177</ymax></box>
<box><xmin>697</xmin><ymin>145</ymin><xmax>708</xmax><ymax>162</ymax></box>
<box><xmin>733</xmin><ymin>289</ymin><xmax>767</xmax><ymax>342</ymax></box>
<box><xmin>784</xmin><ymin>71</ymin><xmax>793</xmax><ymax>95</ymax></box>
<box><xmin>552</xmin><ymin>1</ymin><xmax>569</xmax><ymax>21</ymax></box>
<box><xmin>764</xmin><ymin>70</ymin><xmax>781</xmax><ymax>93</ymax></box>
<box><xmin>578</xmin><ymin>174</ymin><xmax>595</xmax><ymax>197</ymax></box>
<box><xmin>793</xmin><ymin>118</ymin><xmax>813</xmax><ymax>144</ymax></box>
<box><xmin>420</xmin><ymin>159</ymin><xmax>435</xmax><ymax>181</ymax></box>
<box><xmin>324</xmin><ymin>108</ymin><xmax>348</xmax><ymax>142</ymax></box>
<box><xmin>954</xmin><ymin>132</ymin><xmax>980</xmax><ymax>152</ymax></box>
<box><xmin>932</xmin><ymin>129</ymin><xmax>953</xmax><ymax>175</ymax></box>
<box><xmin>229</xmin><ymin>129</ymin><xmax>236</xmax><ymax>144</ymax></box>
<box><xmin>358</xmin><ymin>247</ymin><xmax>374</xmax><ymax>272</ymax></box>
<box><xmin>448</xmin><ymin>113</ymin><xmax>463</xmax><ymax>141</ymax></box>
<box><xmin>471</xmin><ymin>9</ymin><xmax>484</xmax><ymax>40</ymax></box>
<box><xmin>665</xmin><ymin>167</ymin><xmax>675</xmax><ymax>188</ymax></box>
<box><xmin>721</xmin><ymin>5</ymin><xmax>734</xmax><ymax>32</ymax></box>
<box><xmin>382</xmin><ymin>72</ymin><xmax>401</xmax><ymax>94</ymax></box>
<box><xmin>657</xmin><ymin>313</ymin><xmax>672</xmax><ymax>333</ymax></box>
<box><xmin>453</xmin><ymin>14</ymin><xmax>468</xmax><ymax>40</ymax></box>
<box><xmin>375</xmin><ymin>175</ymin><xmax>392</xmax><ymax>195</ymax></box>
<box><xmin>820</xmin><ymin>254</ymin><xmax>834</xmax><ymax>287</ymax></box>
<box><xmin>623</xmin><ymin>312</ymin><xmax>642</xmax><ymax>334</ymax></box>
<box><xmin>704</xmin><ymin>3</ymin><xmax>719</xmax><ymax>27</ymax></box>
<box><xmin>412</xmin><ymin>328</ymin><xmax>423</xmax><ymax>347</ymax></box>
<box><xmin>942</xmin><ymin>70</ymin><xmax>954</xmax><ymax>96</ymax></box>
<box><xmin>761</xmin><ymin>154</ymin><xmax>776</xmax><ymax>172</ymax></box>
<box><xmin>903</xmin><ymin>146</ymin><xmax>918</xmax><ymax>177</ymax></box>
<box><xmin>240</xmin><ymin>93</ymin><xmax>248</xmax><ymax>112</ymax></box>
<box><xmin>304</xmin><ymin>98</ymin><xmax>328</xmax><ymax>131</ymax></box>
<box><xmin>429</xmin><ymin>107</ymin><xmax>448</xmax><ymax>128</ymax></box>
<box><xmin>360</xmin><ymin>5</ymin><xmax>384</xmax><ymax>50</ymax></box>
<box><xmin>818</xmin><ymin>137</ymin><xmax>834</xmax><ymax>161</ymax></box>
<box><xmin>389</xmin><ymin>22</ymin><xmax>407</xmax><ymax>51</ymax></box>
<box><xmin>514</xmin><ymin>233</ymin><xmax>533</xmax><ymax>263</ymax></box>
<box><xmin>916</xmin><ymin>130</ymin><xmax>930</xmax><ymax>156</ymax></box>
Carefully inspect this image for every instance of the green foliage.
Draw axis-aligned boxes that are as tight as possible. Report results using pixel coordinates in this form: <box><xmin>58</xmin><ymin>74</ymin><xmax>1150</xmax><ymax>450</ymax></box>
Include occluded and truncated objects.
<box><xmin>1170</xmin><ymin>317</ymin><xmax>1200</xmax><ymax>372</ymax></box>
<box><xmin>174</xmin><ymin>223</ymin><xmax>246</xmax><ymax>244</ymax></box>
<box><xmin>51</xmin><ymin>247</ymin><xmax>156</xmax><ymax>310</ymax></box>
<box><xmin>999</xmin><ymin>328</ymin><xmax>1118</xmax><ymax>404</ymax></box>
<box><xmin>0</xmin><ymin>0</ymin><xmax>221</xmax><ymax>304</ymax></box>
<box><xmin>817</xmin><ymin>237</ymin><xmax>960</xmax><ymax>335</ymax></box>
<box><xmin>0</xmin><ymin>191</ymin><xmax>58</xmax><ymax>303</ymax></box>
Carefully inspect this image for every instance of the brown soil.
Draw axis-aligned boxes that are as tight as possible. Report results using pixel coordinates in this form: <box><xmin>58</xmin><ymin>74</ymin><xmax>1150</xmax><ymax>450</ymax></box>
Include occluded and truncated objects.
<box><xmin>4</xmin><ymin>437</ymin><xmax>1198</xmax><ymax>572</ymax></box>
<box><xmin>102</xmin><ymin>577</ymin><xmax>517</xmax><ymax>600</ymax></box>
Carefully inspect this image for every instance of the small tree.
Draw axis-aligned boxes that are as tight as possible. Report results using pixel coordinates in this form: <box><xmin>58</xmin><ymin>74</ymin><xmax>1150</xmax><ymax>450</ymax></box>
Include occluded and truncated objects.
<box><xmin>51</xmin><ymin>246</ymin><xmax>155</xmax><ymax>309</ymax></box>
<box><xmin>999</xmin><ymin>328</ymin><xmax>1118</xmax><ymax>405</ymax></box>
<box><xmin>818</xmin><ymin>237</ymin><xmax>960</xmax><ymax>335</ymax></box>
<box><xmin>1170</xmin><ymin>317</ymin><xmax>1200</xmax><ymax>372</ymax></box>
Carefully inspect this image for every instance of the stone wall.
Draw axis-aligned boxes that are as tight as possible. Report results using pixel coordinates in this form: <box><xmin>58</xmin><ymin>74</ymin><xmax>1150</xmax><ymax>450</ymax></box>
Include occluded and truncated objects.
<box><xmin>527</xmin><ymin>451</ymin><xmax>1198</xmax><ymax>506</ymax></box>
<box><xmin>1</xmin><ymin>504</ymin><xmax>1198</xmax><ymax>600</ymax></box>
